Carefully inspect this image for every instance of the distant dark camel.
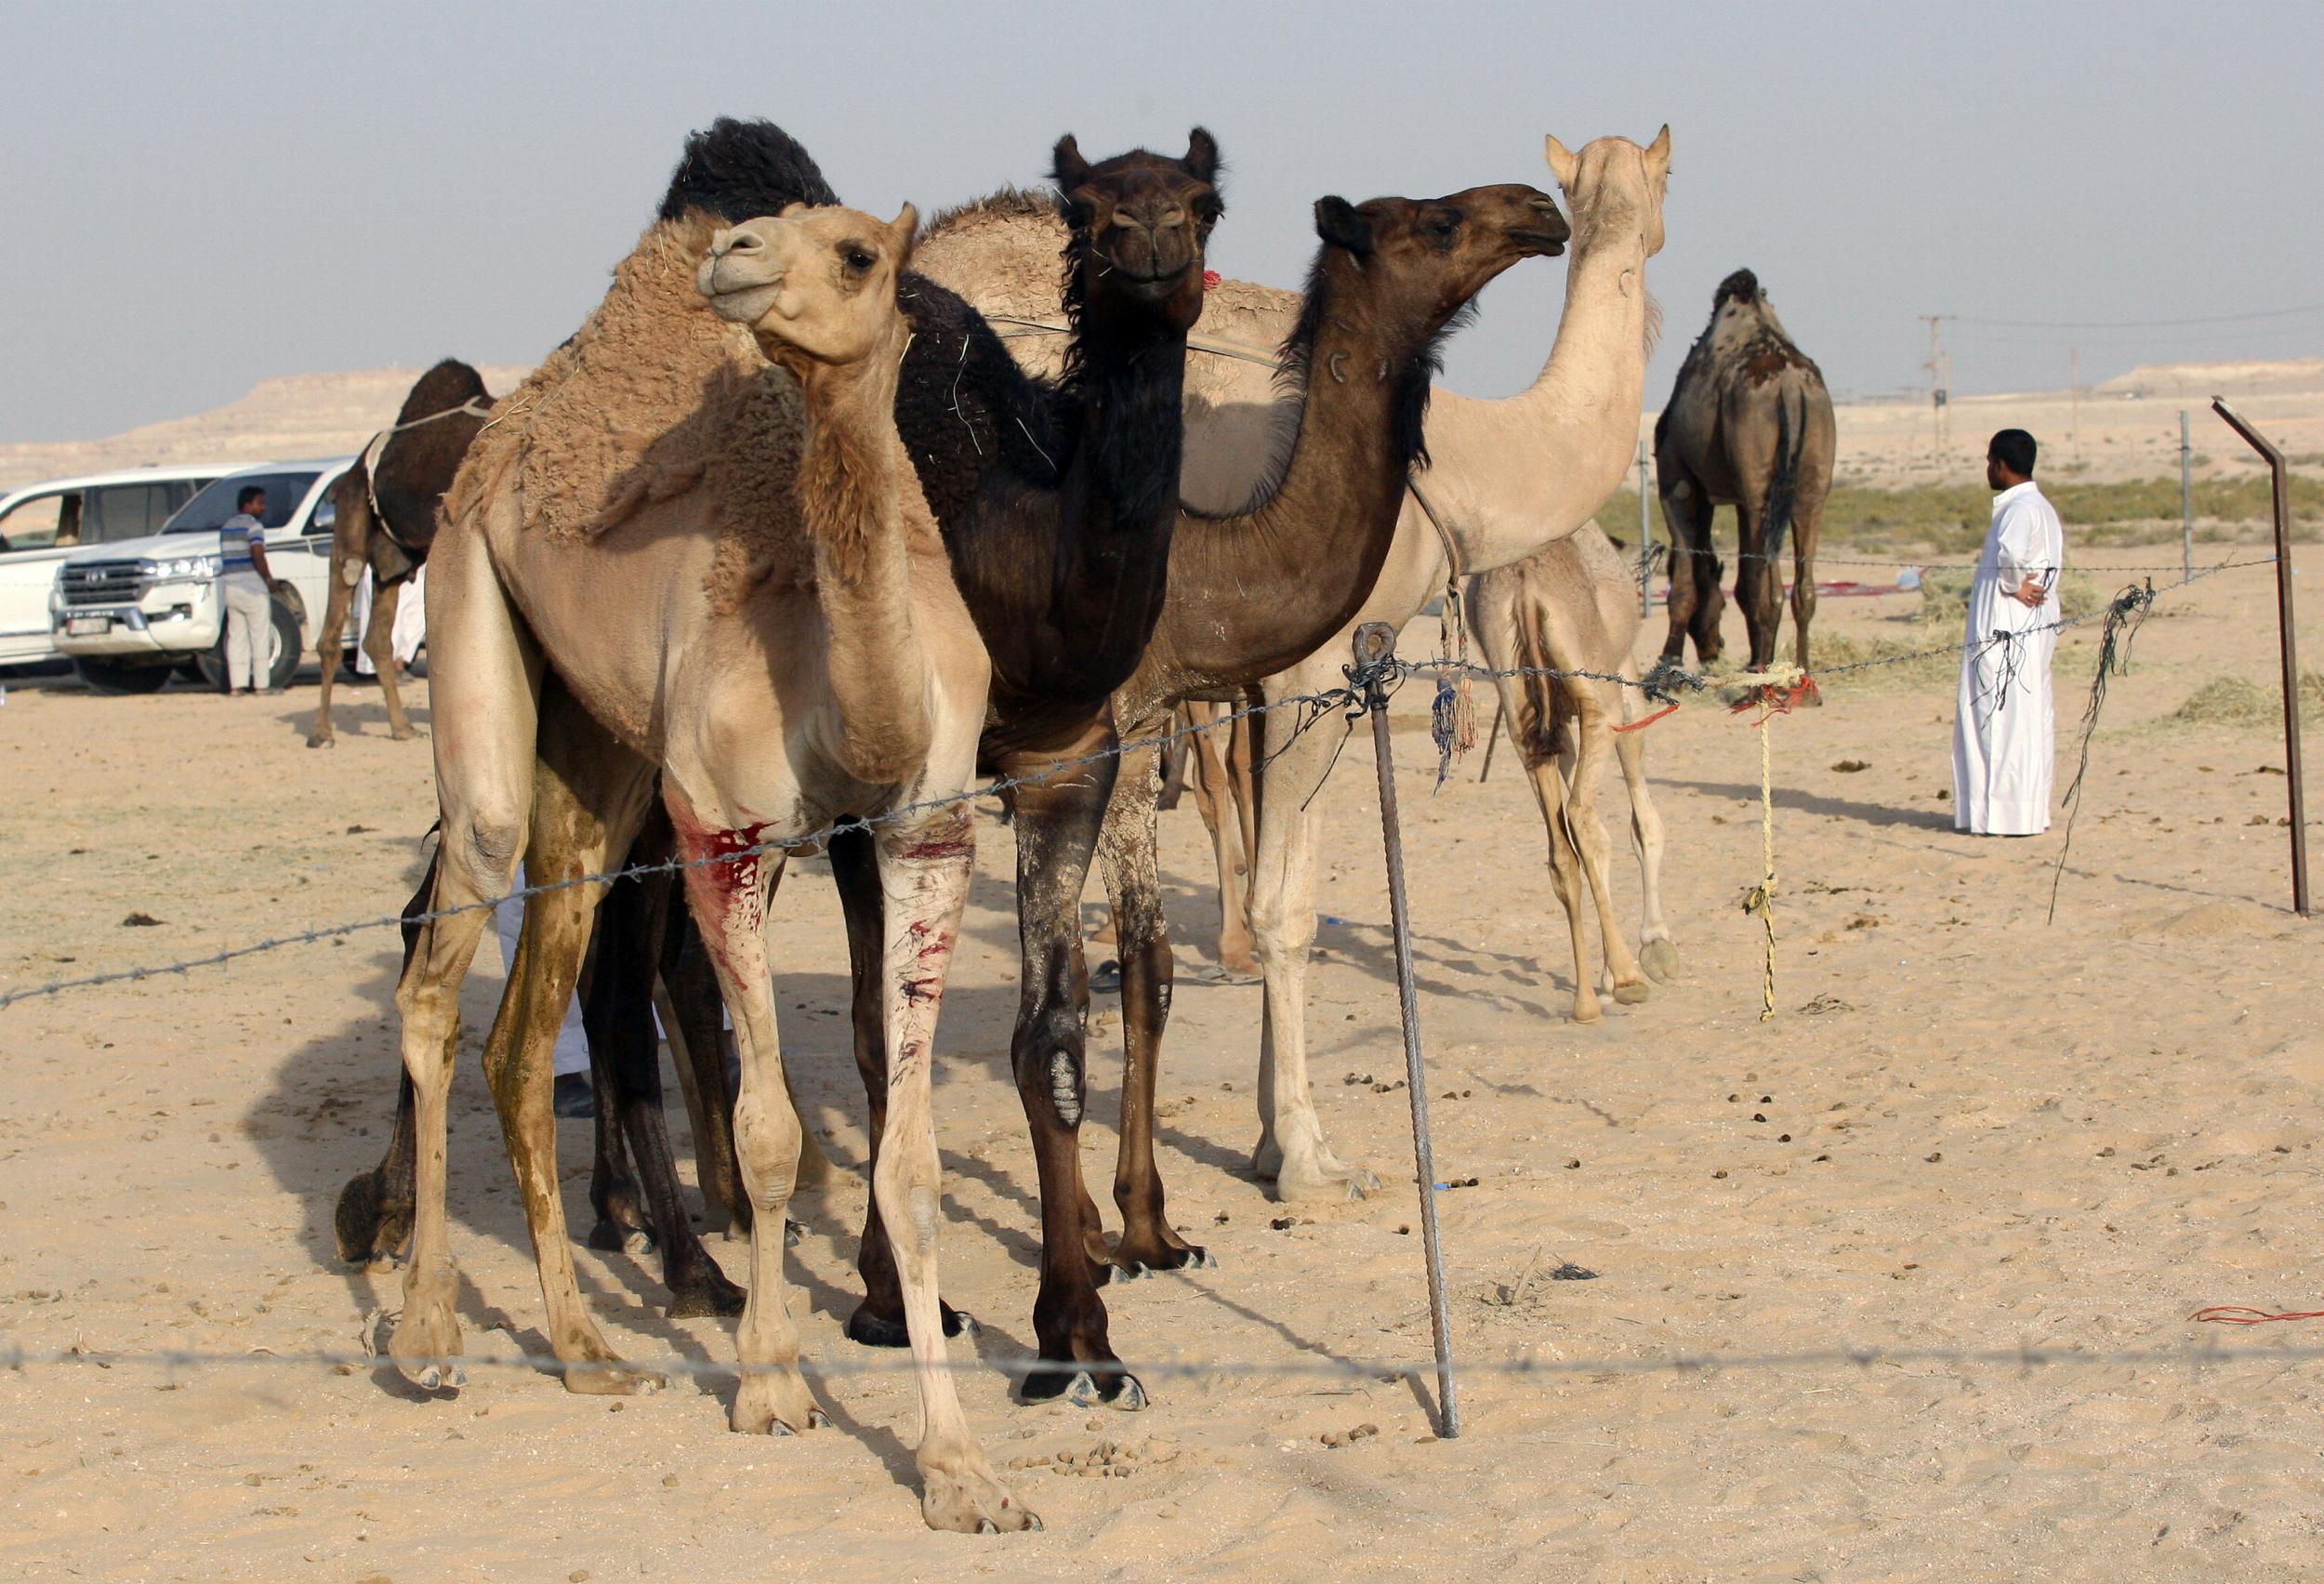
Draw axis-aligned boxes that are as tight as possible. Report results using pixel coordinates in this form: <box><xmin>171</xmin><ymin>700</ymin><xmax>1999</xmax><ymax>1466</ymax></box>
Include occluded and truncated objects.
<box><xmin>1655</xmin><ymin>269</ymin><xmax>1836</xmax><ymax>675</ymax></box>
<box><xmin>308</xmin><ymin>359</ymin><xmax>491</xmax><ymax>747</ymax></box>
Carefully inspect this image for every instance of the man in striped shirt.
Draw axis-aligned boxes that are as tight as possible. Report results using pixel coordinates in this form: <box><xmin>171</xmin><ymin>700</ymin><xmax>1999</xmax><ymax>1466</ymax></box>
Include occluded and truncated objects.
<box><xmin>218</xmin><ymin>485</ymin><xmax>281</xmax><ymax>693</ymax></box>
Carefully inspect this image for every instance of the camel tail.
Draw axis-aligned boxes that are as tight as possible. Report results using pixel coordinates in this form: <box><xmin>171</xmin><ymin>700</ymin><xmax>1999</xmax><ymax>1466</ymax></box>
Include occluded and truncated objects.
<box><xmin>1760</xmin><ymin>387</ymin><xmax>1807</xmax><ymax>567</ymax></box>
<box><xmin>1505</xmin><ymin>568</ymin><xmax>1572</xmax><ymax>768</ymax></box>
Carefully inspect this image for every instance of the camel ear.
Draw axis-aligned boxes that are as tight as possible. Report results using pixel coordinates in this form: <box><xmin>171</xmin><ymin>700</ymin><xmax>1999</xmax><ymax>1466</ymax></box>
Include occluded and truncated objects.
<box><xmin>888</xmin><ymin>204</ymin><xmax>919</xmax><ymax>269</ymax></box>
<box><xmin>1644</xmin><ymin>125</ymin><xmax>1672</xmax><ymax>182</ymax></box>
<box><xmin>1182</xmin><ymin>126</ymin><xmax>1221</xmax><ymax>185</ymax></box>
<box><xmin>778</xmin><ymin>202</ymin><xmax>805</xmax><ymax>219</ymax></box>
<box><xmin>1314</xmin><ymin>196</ymin><xmax>1374</xmax><ymax>257</ymax></box>
<box><xmin>1543</xmin><ymin>135</ymin><xmax>1579</xmax><ymax>191</ymax></box>
<box><xmin>1051</xmin><ymin>134</ymin><xmax>1091</xmax><ymax>191</ymax></box>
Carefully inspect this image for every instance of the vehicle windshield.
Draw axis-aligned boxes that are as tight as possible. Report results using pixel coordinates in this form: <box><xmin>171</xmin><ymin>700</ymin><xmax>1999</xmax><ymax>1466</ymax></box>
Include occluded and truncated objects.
<box><xmin>165</xmin><ymin>471</ymin><xmax>319</xmax><ymax>535</ymax></box>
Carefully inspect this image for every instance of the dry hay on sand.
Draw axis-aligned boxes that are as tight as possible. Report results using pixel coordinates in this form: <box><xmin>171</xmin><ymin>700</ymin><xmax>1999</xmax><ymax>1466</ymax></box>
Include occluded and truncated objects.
<box><xmin>2168</xmin><ymin>668</ymin><xmax>2324</xmax><ymax>728</ymax></box>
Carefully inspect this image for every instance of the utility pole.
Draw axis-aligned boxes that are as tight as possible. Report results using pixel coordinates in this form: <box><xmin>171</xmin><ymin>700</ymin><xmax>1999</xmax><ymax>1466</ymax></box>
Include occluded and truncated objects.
<box><xmin>2069</xmin><ymin>346</ymin><xmax>2080</xmax><ymax>450</ymax></box>
<box><xmin>2180</xmin><ymin>409</ymin><xmax>2194</xmax><ymax>580</ymax></box>
<box><xmin>1919</xmin><ymin>314</ymin><xmax>1952</xmax><ymax>456</ymax></box>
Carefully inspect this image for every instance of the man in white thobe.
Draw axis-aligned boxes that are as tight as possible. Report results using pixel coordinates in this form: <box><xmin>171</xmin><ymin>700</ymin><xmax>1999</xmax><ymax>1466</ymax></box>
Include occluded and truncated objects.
<box><xmin>1953</xmin><ymin>428</ymin><xmax>2064</xmax><ymax>835</ymax></box>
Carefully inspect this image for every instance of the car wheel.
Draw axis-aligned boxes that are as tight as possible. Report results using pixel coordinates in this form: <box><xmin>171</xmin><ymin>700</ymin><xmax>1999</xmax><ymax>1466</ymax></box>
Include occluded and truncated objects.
<box><xmin>73</xmin><ymin>656</ymin><xmax>172</xmax><ymax>695</ymax></box>
<box><xmin>194</xmin><ymin>597</ymin><xmax>300</xmax><ymax>692</ymax></box>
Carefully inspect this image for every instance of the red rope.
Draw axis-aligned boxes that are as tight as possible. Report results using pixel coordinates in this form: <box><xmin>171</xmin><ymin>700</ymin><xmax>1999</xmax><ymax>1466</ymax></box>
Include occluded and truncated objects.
<box><xmin>2191</xmin><ymin>1306</ymin><xmax>2324</xmax><ymax>1325</ymax></box>
<box><xmin>1726</xmin><ymin>676</ymin><xmax>1819</xmax><ymax>722</ymax></box>
<box><xmin>1611</xmin><ymin>702</ymin><xmax>1680</xmax><ymax>734</ymax></box>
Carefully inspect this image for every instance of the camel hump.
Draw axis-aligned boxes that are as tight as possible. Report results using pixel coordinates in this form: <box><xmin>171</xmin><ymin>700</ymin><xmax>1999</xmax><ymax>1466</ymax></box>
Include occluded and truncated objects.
<box><xmin>656</xmin><ymin>117</ymin><xmax>840</xmax><ymax>224</ymax></box>
<box><xmin>1714</xmin><ymin>268</ymin><xmax>1759</xmax><ymax>306</ymax></box>
<box><xmin>399</xmin><ymin>358</ymin><xmax>491</xmax><ymax>422</ymax></box>
<box><xmin>921</xmin><ymin>186</ymin><xmax>1061</xmax><ymax>242</ymax></box>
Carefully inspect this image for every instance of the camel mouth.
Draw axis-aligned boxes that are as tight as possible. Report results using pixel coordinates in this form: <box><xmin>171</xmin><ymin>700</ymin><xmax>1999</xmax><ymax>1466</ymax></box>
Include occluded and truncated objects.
<box><xmin>1507</xmin><ymin>227</ymin><xmax>1567</xmax><ymax>256</ymax></box>
<box><xmin>702</xmin><ymin>280</ymin><xmax>786</xmax><ymax>324</ymax></box>
<box><xmin>1112</xmin><ymin>259</ymin><xmax>1196</xmax><ymax>298</ymax></box>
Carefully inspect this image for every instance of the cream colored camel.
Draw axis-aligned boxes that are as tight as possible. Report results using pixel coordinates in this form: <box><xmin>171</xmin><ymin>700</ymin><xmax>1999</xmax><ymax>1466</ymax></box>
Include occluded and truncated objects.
<box><xmin>917</xmin><ymin>131</ymin><xmax>1669</xmax><ymax>1197</ymax></box>
<box><xmin>1468</xmin><ymin>523</ymin><xmax>1677</xmax><ymax>1023</ymax></box>
<box><xmin>386</xmin><ymin>200</ymin><xmax>1028</xmax><ymax>1533</ymax></box>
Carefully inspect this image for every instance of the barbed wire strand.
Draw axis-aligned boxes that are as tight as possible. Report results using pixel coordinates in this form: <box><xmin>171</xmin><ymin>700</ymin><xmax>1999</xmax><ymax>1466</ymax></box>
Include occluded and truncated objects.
<box><xmin>0</xmin><ymin>555</ymin><xmax>2251</xmax><ymax>1012</ymax></box>
<box><xmin>2</xmin><ymin>1334</ymin><xmax>2311</xmax><ymax>1385</ymax></box>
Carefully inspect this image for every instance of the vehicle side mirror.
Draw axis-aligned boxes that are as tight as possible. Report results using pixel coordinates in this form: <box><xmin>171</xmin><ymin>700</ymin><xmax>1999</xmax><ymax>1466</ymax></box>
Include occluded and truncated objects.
<box><xmin>310</xmin><ymin>498</ymin><xmax>337</xmax><ymax>534</ymax></box>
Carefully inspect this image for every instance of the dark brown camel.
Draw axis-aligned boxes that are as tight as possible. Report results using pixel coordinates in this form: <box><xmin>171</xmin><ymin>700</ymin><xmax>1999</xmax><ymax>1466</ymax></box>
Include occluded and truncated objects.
<box><xmin>308</xmin><ymin>359</ymin><xmax>491</xmax><ymax>747</ymax></box>
<box><xmin>338</xmin><ymin>119</ymin><xmax>1221</xmax><ymax>1404</ymax></box>
<box><xmin>1088</xmin><ymin>185</ymin><xmax>1569</xmax><ymax>1281</ymax></box>
<box><xmin>1654</xmin><ymin>268</ymin><xmax>1836</xmax><ymax>675</ymax></box>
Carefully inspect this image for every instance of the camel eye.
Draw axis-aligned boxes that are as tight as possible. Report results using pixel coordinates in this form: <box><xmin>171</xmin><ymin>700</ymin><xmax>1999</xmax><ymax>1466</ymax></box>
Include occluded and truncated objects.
<box><xmin>840</xmin><ymin>245</ymin><xmax>876</xmax><ymax>274</ymax></box>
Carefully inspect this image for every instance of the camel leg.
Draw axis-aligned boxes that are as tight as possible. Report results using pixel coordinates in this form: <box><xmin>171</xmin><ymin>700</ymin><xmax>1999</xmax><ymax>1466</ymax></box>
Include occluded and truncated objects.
<box><xmin>1247</xmin><ymin>675</ymin><xmax>1381</xmax><ymax>1201</ymax></box>
<box><xmin>307</xmin><ymin>526</ymin><xmax>365</xmax><ymax>748</ymax></box>
<box><xmin>1735</xmin><ymin>494</ymin><xmax>1785</xmax><ymax>672</ymax></box>
<box><xmin>1004</xmin><ymin>738</ymin><xmax>1142</xmax><ymax>1407</ymax></box>
<box><xmin>871</xmin><ymin>808</ymin><xmax>1038</xmax><ymax>1533</ymax></box>
<box><xmin>386</xmin><ymin>519</ymin><xmax>540</xmax><ymax>1393</ymax></box>
<box><xmin>366</xmin><ymin>576</ymin><xmax>421</xmax><ymax>741</ymax></box>
<box><xmin>662</xmin><ymin>914</ymin><xmax>751</xmax><ymax>1238</ymax></box>
<box><xmin>1659</xmin><ymin>471</ymin><xmax>1722</xmax><ymax>666</ymax></box>
<box><xmin>1614</xmin><ymin>712</ymin><xmax>1678</xmax><ymax>983</ymax></box>
<box><xmin>583</xmin><ymin>850</ymin><xmax>746</xmax><ymax>1321</ymax></box>
<box><xmin>667</xmin><ymin>787</ymin><xmax>818</xmax><ymax>1437</ymax></box>
<box><xmin>1566</xmin><ymin>695</ymin><xmax>1649</xmax><ymax>1006</ymax></box>
<box><xmin>1790</xmin><ymin>488</ymin><xmax>1826</xmax><ymax>681</ymax></box>
<box><xmin>584</xmin><ymin>992</ymin><xmax>654</xmax><ymax>1259</ymax></box>
<box><xmin>833</xmin><ymin>824</ymin><xmax>975</xmax><ymax>1350</ymax></box>
<box><xmin>1099</xmin><ymin>732</ymin><xmax>1210</xmax><ymax>1275</ymax></box>
<box><xmin>1187</xmin><ymin>703</ymin><xmax>1258</xmax><ymax>977</ymax></box>
<box><xmin>482</xmin><ymin>688</ymin><xmax>662</xmax><ymax>1393</ymax></box>
<box><xmin>1518</xmin><ymin>725</ymin><xmax>1602</xmax><ymax>1025</ymax></box>
<box><xmin>333</xmin><ymin>858</ymin><xmax>433</xmax><ymax>1266</ymax></box>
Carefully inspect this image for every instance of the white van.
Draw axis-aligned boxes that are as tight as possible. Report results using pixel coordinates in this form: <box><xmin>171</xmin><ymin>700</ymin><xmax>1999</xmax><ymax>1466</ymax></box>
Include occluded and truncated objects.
<box><xmin>50</xmin><ymin>458</ymin><xmax>355</xmax><ymax>693</ymax></box>
<box><xmin>0</xmin><ymin>465</ymin><xmax>226</xmax><ymax>667</ymax></box>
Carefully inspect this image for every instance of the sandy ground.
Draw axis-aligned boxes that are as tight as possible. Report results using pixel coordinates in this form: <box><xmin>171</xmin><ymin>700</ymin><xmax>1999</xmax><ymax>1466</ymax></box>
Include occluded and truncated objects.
<box><xmin>1</xmin><ymin>541</ymin><xmax>2319</xmax><ymax>1580</ymax></box>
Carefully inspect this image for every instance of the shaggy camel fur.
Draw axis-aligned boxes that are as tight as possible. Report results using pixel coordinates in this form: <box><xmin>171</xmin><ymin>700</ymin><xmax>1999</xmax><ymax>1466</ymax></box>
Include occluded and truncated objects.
<box><xmin>928</xmin><ymin>131</ymin><xmax>1661</xmax><ymax>1203</ymax></box>
<box><xmin>307</xmin><ymin>359</ymin><xmax>490</xmax><ymax>746</ymax></box>
<box><xmin>1656</xmin><ymin>267</ymin><xmax>1837</xmax><ymax>674</ymax></box>
<box><xmin>1469</xmin><ymin>523</ymin><xmax>1677</xmax><ymax>1023</ymax></box>
<box><xmin>386</xmin><ymin>185</ymin><xmax>1026</xmax><ymax>1532</ymax></box>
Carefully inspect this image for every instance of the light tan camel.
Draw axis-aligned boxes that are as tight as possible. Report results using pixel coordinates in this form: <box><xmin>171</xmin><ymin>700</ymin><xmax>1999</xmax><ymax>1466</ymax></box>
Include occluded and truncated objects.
<box><xmin>1469</xmin><ymin>522</ymin><xmax>1676</xmax><ymax>1023</ymax></box>
<box><xmin>915</xmin><ymin>133</ymin><xmax>1664</xmax><ymax>1201</ymax></box>
<box><xmin>1655</xmin><ymin>267</ymin><xmax>1837</xmax><ymax>675</ymax></box>
<box><xmin>386</xmin><ymin>200</ymin><xmax>1028</xmax><ymax>1533</ymax></box>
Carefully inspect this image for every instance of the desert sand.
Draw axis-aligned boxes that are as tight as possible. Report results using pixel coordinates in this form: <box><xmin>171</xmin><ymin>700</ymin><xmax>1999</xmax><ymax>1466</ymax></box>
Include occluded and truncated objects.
<box><xmin>0</xmin><ymin>535</ymin><xmax>2317</xmax><ymax>1578</ymax></box>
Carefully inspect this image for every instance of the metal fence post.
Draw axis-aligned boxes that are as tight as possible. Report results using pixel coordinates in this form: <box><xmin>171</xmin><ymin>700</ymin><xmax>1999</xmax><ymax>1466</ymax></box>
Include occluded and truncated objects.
<box><xmin>2212</xmin><ymin>399</ymin><xmax>2310</xmax><ymax>917</ymax></box>
<box><xmin>2180</xmin><ymin>409</ymin><xmax>2194</xmax><ymax>583</ymax></box>
<box><xmin>1637</xmin><ymin>438</ymin><xmax>1653</xmax><ymax>618</ymax></box>
<box><xmin>1352</xmin><ymin>620</ymin><xmax>1460</xmax><ymax>1435</ymax></box>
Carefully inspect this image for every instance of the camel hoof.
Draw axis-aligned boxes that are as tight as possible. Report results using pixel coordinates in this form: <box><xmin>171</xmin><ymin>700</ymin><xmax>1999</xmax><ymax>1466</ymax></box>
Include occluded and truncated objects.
<box><xmin>784</xmin><ymin>1219</ymin><xmax>804</xmax><ymax>1248</ymax></box>
<box><xmin>1572</xmin><ymin>1000</ymin><xmax>1605</xmax><ymax>1024</ymax></box>
<box><xmin>1274</xmin><ymin>1160</ymin><xmax>1381</xmax><ymax>1204</ymax></box>
<box><xmin>398</xmin><ymin>1360</ymin><xmax>466</xmax><ymax>1393</ymax></box>
<box><xmin>624</xmin><ymin>1228</ymin><xmax>657</xmax><ymax>1260</ymax></box>
<box><xmin>1613</xmin><ymin>981</ymin><xmax>1650</xmax><ymax>1006</ymax></box>
<box><xmin>667</xmin><ymin>1269</ymin><xmax>748</xmax><ymax>1320</ymax></box>
<box><xmin>847</xmin><ymin>1301</ymin><xmax>976</xmax><ymax>1349</ymax></box>
<box><xmin>562</xmin><ymin>1360</ymin><xmax>663</xmax><ymax>1396</ymax></box>
<box><xmin>1640</xmin><ymin>938</ymin><xmax>1681</xmax><ymax>983</ymax></box>
<box><xmin>306</xmin><ymin>733</ymin><xmax>334</xmax><ymax>749</ymax></box>
<box><xmin>390</xmin><ymin>726</ymin><xmax>426</xmax><ymax>742</ymax></box>
<box><xmin>924</xmin><ymin>1465</ymin><xmax>1040</xmax><ymax>1535</ymax></box>
<box><xmin>731</xmin><ymin>1369</ymin><xmax>819</xmax><ymax>1435</ymax></box>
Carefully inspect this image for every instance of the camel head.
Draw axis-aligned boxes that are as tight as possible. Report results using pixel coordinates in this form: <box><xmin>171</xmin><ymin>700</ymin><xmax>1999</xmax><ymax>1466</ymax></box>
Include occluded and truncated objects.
<box><xmin>1311</xmin><ymin>182</ymin><xmax>1569</xmax><ymax>328</ymax></box>
<box><xmin>697</xmin><ymin>203</ymin><xmax>919</xmax><ymax>373</ymax></box>
<box><xmin>1543</xmin><ymin>125</ymin><xmax>1671</xmax><ymax>258</ymax></box>
<box><xmin>1051</xmin><ymin>128</ymin><xmax>1224</xmax><ymax>332</ymax></box>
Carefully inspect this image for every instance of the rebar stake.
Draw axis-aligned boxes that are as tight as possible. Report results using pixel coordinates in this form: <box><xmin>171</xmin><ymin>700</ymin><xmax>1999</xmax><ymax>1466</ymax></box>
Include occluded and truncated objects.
<box><xmin>1352</xmin><ymin>621</ymin><xmax>1460</xmax><ymax>1436</ymax></box>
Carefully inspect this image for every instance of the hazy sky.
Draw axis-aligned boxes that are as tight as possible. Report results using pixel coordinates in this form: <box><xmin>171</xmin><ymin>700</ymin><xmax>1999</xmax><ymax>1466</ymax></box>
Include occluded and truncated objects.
<box><xmin>4</xmin><ymin>1</ymin><xmax>2320</xmax><ymax>444</ymax></box>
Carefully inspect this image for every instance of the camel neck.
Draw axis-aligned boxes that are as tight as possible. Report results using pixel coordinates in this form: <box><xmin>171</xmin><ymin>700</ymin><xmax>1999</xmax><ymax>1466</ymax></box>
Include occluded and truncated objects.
<box><xmin>1137</xmin><ymin>249</ymin><xmax>1435</xmax><ymax>703</ymax></box>
<box><xmin>795</xmin><ymin>340</ymin><xmax>934</xmax><ymax>784</ymax></box>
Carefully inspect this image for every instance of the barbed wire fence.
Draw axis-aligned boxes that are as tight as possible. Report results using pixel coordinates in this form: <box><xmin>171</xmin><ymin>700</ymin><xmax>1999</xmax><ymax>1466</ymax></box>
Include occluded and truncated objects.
<box><xmin>0</xmin><ymin>551</ymin><xmax>2278</xmax><ymax>1014</ymax></box>
<box><xmin>0</xmin><ymin>550</ymin><xmax>2310</xmax><ymax>1413</ymax></box>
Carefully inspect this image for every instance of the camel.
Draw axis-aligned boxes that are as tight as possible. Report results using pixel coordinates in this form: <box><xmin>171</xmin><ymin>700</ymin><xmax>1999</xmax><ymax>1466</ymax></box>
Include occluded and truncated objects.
<box><xmin>307</xmin><ymin>359</ymin><xmax>491</xmax><ymax>747</ymax></box>
<box><xmin>383</xmin><ymin>178</ymin><xmax>1031</xmax><ymax>1532</ymax></box>
<box><xmin>1655</xmin><ymin>268</ymin><xmax>1837</xmax><ymax>675</ymax></box>
<box><xmin>1151</xmin><ymin>130</ymin><xmax>1670</xmax><ymax>1201</ymax></box>
<box><xmin>1468</xmin><ymin>522</ymin><xmax>1678</xmax><ymax>1023</ymax></box>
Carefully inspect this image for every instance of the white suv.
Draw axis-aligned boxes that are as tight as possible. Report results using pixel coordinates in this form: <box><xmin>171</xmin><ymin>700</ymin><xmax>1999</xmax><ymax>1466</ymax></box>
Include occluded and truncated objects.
<box><xmin>0</xmin><ymin>465</ymin><xmax>226</xmax><ymax>667</ymax></box>
<box><xmin>50</xmin><ymin>459</ymin><xmax>355</xmax><ymax>694</ymax></box>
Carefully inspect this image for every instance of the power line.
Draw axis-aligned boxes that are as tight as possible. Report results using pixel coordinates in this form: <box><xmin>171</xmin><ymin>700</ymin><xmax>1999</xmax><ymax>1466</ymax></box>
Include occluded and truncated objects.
<box><xmin>1954</xmin><ymin>301</ymin><xmax>2324</xmax><ymax>331</ymax></box>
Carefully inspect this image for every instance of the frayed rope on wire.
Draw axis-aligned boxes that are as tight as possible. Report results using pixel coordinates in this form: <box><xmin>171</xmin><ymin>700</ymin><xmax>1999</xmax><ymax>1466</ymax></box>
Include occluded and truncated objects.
<box><xmin>2047</xmin><ymin>579</ymin><xmax>2159</xmax><ymax>924</ymax></box>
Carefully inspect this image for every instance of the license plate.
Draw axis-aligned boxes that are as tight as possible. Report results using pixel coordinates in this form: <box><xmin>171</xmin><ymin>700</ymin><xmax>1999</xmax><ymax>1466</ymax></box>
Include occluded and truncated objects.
<box><xmin>66</xmin><ymin>616</ymin><xmax>111</xmax><ymax>637</ymax></box>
